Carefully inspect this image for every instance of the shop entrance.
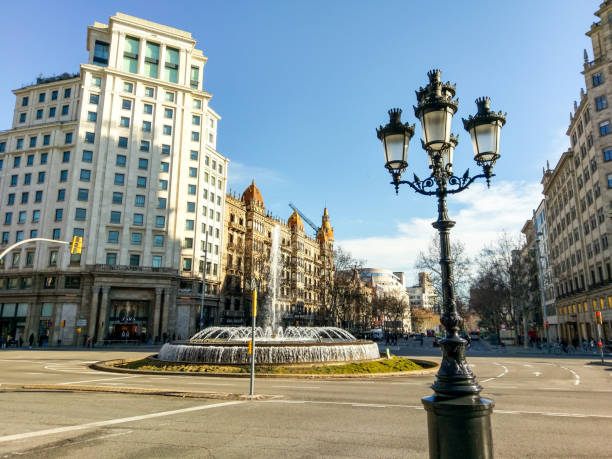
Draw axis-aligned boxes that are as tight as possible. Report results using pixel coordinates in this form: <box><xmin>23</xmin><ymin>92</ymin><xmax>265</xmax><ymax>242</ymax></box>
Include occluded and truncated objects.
<box><xmin>108</xmin><ymin>300</ymin><xmax>150</xmax><ymax>343</ymax></box>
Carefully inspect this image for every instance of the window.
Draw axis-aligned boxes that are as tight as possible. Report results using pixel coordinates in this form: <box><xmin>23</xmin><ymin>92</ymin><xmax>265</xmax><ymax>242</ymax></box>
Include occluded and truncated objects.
<box><xmin>604</xmin><ymin>148</ymin><xmax>612</xmax><ymax>162</ymax></box>
<box><xmin>59</xmin><ymin>170</ymin><xmax>68</xmax><ymax>182</ymax></box>
<box><xmin>138</xmin><ymin>158</ymin><xmax>148</xmax><ymax>170</ymax></box>
<box><xmin>65</xmin><ymin>133</ymin><xmax>73</xmax><ymax>144</ymax></box>
<box><xmin>123</xmin><ymin>36</ymin><xmax>139</xmax><ymax>73</ymax></box>
<box><xmin>190</xmin><ymin>150</ymin><xmax>198</xmax><ymax>160</ymax></box>
<box><xmin>36</xmin><ymin>109</ymin><xmax>43</xmax><ymax>120</ymax></box>
<box><xmin>114</xmin><ymin>173</ymin><xmax>125</xmax><ymax>185</ymax></box>
<box><xmin>600</xmin><ymin>121</ymin><xmax>611</xmax><ymax>136</ymax></box>
<box><xmin>192</xmin><ymin>115</ymin><xmax>200</xmax><ymax>125</ymax></box>
<box><xmin>107</xmin><ymin>230</ymin><xmax>119</xmax><ymax>243</ymax></box>
<box><xmin>80</xmin><ymin>169</ymin><xmax>91</xmax><ymax>181</ymax></box>
<box><xmin>163</xmin><ymin>125</ymin><xmax>172</xmax><ymax>135</ymax></box>
<box><xmin>182</xmin><ymin>258</ymin><xmax>192</xmax><ymax>271</ymax></box>
<box><xmin>1</xmin><ymin>232</ymin><xmax>9</xmax><ymax>244</ymax></box>
<box><xmin>160</xmin><ymin>162</ymin><xmax>169</xmax><ymax>172</ymax></box>
<box><xmin>161</xmin><ymin>144</ymin><xmax>170</xmax><ymax>155</ymax></box>
<box><xmin>38</xmin><ymin>92</ymin><xmax>45</xmax><ymax>103</ymax></box>
<box><xmin>153</xmin><ymin>235</ymin><xmax>164</xmax><ymax>246</ymax></box>
<box><xmin>192</xmin><ymin>132</ymin><xmax>200</xmax><ymax>142</ymax></box>
<box><xmin>61</xmin><ymin>105</ymin><xmax>69</xmax><ymax>116</ymax></box>
<box><xmin>29</xmin><ymin>136</ymin><xmax>37</xmax><ymax>148</ymax></box>
<box><xmin>106</xmin><ymin>253</ymin><xmax>117</xmax><ymax>265</ymax></box>
<box><xmin>23</xmin><ymin>173</ymin><xmax>31</xmax><ymax>185</ymax></box>
<box><xmin>7</xmin><ymin>194</ymin><xmax>14</xmax><ymax>205</ymax></box>
<box><xmin>145</xmin><ymin>42</ymin><xmax>160</xmax><ymax>78</ymax></box>
<box><xmin>11</xmin><ymin>252</ymin><xmax>20</xmax><ymax>268</ymax></box>
<box><xmin>142</xmin><ymin>121</ymin><xmax>151</xmax><ymax>132</ymax></box>
<box><xmin>55</xmin><ymin>209</ymin><xmax>63</xmax><ymax>221</ymax></box>
<box><xmin>62</xmin><ymin>151</ymin><xmax>70</xmax><ymax>163</ymax></box>
<box><xmin>64</xmin><ymin>88</ymin><xmax>71</xmax><ymax>98</ymax></box>
<box><xmin>123</xmin><ymin>81</ymin><xmax>134</xmax><ymax>93</ymax></box>
<box><xmin>122</xmin><ymin>99</ymin><xmax>132</xmax><ymax>110</ymax></box>
<box><xmin>164</xmin><ymin>108</ymin><xmax>173</xmax><ymax>119</ymax></box>
<box><xmin>133</xmin><ymin>213</ymin><xmax>144</xmax><ymax>225</ymax></box>
<box><xmin>159</xmin><ymin>179</ymin><xmax>168</xmax><ymax>190</ymax></box>
<box><xmin>144</xmin><ymin>86</ymin><xmax>155</xmax><ymax>98</ymax></box>
<box><xmin>152</xmin><ymin>256</ymin><xmax>162</xmax><ymax>267</ymax></box>
<box><xmin>77</xmin><ymin>188</ymin><xmax>89</xmax><ymax>201</ymax></box>
<box><xmin>209</xmin><ymin>133</ymin><xmax>214</xmax><ymax>143</ymax></box>
<box><xmin>49</xmin><ymin>107</ymin><xmax>56</xmax><ymax>118</ymax></box>
<box><xmin>110</xmin><ymin>211</ymin><xmax>121</xmax><ymax>223</ymax></box>
<box><xmin>157</xmin><ymin>197</ymin><xmax>166</xmax><ymax>209</ymax></box>
<box><xmin>87</xmin><ymin>111</ymin><xmax>97</xmax><ymax>122</ymax></box>
<box><xmin>112</xmin><ymin>192</ymin><xmax>123</xmax><ymax>204</ymax></box>
<box><xmin>131</xmin><ymin>232</ymin><xmax>142</xmax><ymax>245</ymax></box>
<box><xmin>25</xmin><ymin>251</ymin><xmax>34</xmax><ymax>266</ymax></box>
<box><xmin>0</xmin><ymin>158</ymin><xmax>3</xmax><ymax>170</ymax></box>
<box><xmin>189</xmin><ymin>167</ymin><xmax>197</xmax><ymax>177</ymax></box>
<box><xmin>75</xmin><ymin>208</ymin><xmax>86</xmax><ymax>221</ymax></box>
<box><xmin>155</xmin><ymin>216</ymin><xmax>165</xmax><ymax>227</ymax></box>
<box><xmin>185</xmin><ymin>220</ymin><xmax>195</xmax><ymax>230</ymax></box>
<box><xmin>18</xmin><ymin>211</ymin><xmax>26</xmax><ymax>224</ymax></box>
<box><xmin>120</xmin><ymin>117</ymin><xmax>130</xmax><ymax>128</ymax></box>
<box><xmin>30</xmin><ymin>229</ymin><xmax>37</xmax><ymax>238</ymax></box>
<box><xmin>187</xmin><ymin>202</ymin><xmax>195</xmax><ymax>212</ymax></box>
<box><xmin>140</xmin><ymin>140</ymin><xmax>150</xmax><ymax>152</ymax></box>
<box><xmin>92</xmin><ymin>77</ymin><xmax>101</xmax><ymax>87</ymax></box>
<box><xmin>116</xmin><ymin>155</ymin><xmax>126</xmax><ymax>166</ymax></box>
<box><xmin>136</xmin><ymin>176</ymin><xmax>147</xmax><ymax>188</ymax></box>
<box><xmin>129</xmin><ymin>254</ymin><xmax>140</xmax><ymax>266</ymax></box>
<box><xmin>90</xmin><ymin>93</ymin><xmax>99</xmax><ymax>104</ymax></box>
<box><xmin>52</xmin><ymin>228</ymin><xmax>61</xmax><ymax>240</ymax></box>
<box><xmin>118</xmin><ymin>137</ymin><xmax>128</xmax><ymax>148</ymax></box>
<box><xmin>26</xmin><ymin>154</ymin><xmax>34</xmax><ymax>166</ymax></box>
<box><xmin>82</xmin><ymin>150</ymin><xmax>93</xmax><ymax>162</ymax></box>
<box><xmin>135</xmin><ymin>195</ymin><xmax>145</xmax><ymax>207</ymax></box>
<box><xmin>184</xmin><ymin>237</ymin><xmax>193</xmax><ymax>249</ymax></box>
<box><xmin>596</xmin><ymin>96</ymin><xmax>608</xmax><ymax>111</ymax></box>
<box><xmin>10</xmin><ymin>175</ymin><xmax>17</xmax><ymax>186</ymax></box>
<box><xmin>85</xmin><ymin>132</ymin><xmax>95</xmax><ymax>143</ymax></box>
<box><xmin>37</xmin><ymin>171</ymin><xmax>45</xmax><ymax>183</ymax></box>
<box><xmin>190</xmin><ymin>66</ymin><xmax>200</xmax><ymax>89</ymax></box>
<box><xmin>13</xmin><ymin>156</ymin><xmax>21</xmax><ymax>168</ymax></box>
<box><xmin>0</xmin><ymin>142</ymin><xmax>5</xmax><ymax>152</ymax></box>
<box><xmin>164</xmin><ymin>47</ymin><xmax>179</xmax><ymax>83</ymax></box>
<box><xmin>22</xmin><ymin>96</ymin><xmax>28</xmax><ymax>107</ymax></box>
<box><xmin>57</xmin><ymin>189</ymin><xmax>65</xmax><ymax>201</ymax></box>
<box><xmin>143</xmin><ymin>103</ymin><xmax>153</xmax><ymax>114</ymax></box>
<box><xmin>32</xmin><ymin>210</ymin><xmax>40</xmax><ymax>223</ymax></box>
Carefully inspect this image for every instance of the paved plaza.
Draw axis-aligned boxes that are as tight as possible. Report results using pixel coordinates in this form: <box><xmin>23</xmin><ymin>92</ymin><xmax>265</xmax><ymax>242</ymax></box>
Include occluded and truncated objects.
<box><xmin>0</xmin><ymin>343</ymin><xmax>610</xmax><ymax>458</ymax></box>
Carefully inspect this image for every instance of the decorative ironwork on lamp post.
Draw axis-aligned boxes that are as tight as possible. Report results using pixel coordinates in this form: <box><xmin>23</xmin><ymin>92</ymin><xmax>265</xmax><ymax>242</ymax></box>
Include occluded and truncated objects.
<box><xmin>377</xmin><ymin>69</ymin><xmax>506</xmax><ymax>459</ymax></box>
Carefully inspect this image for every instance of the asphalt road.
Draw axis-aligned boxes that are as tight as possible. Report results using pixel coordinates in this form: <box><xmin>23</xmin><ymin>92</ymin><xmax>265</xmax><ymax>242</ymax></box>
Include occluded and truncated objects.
<box><xmin>0</xmin><ymin>343</ymin><xmax>610</xmax><ymax>458</ymax></box>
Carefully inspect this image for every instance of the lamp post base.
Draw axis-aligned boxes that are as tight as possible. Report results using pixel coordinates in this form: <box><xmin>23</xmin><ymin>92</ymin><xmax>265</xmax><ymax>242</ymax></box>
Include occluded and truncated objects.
<box><xmin>422</xmin><ymin>395</ymin><xmax>494</xmax><ymax>459</ymax></box>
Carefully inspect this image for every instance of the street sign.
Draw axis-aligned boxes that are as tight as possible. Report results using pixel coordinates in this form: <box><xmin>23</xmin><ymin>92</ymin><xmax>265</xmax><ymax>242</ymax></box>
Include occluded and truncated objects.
<box><xmin>76</xmin><ymin>319</ymin><xmax>87</xmax><ymax>326</ymax></box>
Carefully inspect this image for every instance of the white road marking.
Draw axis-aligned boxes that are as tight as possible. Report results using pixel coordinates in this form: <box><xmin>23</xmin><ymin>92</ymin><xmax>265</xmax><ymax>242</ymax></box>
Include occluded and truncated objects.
<box><xmin>533</xmin><ymin>372</ymin><xmax>542</xmax><ymax>377</ymax></box>
<box><xmin>185</xmin><ymin>382</ymin><xmax>232</xmax><ymax>386</ymax></box>
<box><xmin>0</xmin><ymin>401</ymin><xmax>243</xmax><ymax>444</ymax></box>
<box><xmin>523</xmin><ymin>364</ymin><xmax>534</xmax><ymax>368</ymax></box>
<box><xmin>560</xmin><ymin>366</ymin><xmax>580</xmax><ymax>385</ymax></box>
<box><xmin>26</xmin><ymin>373</ymin><xmax>44</xmax><ymax>375</ymax></box>
<box><xmin>265</xmin><ymin>400</ymin><xmax>612</xmax><ymax>419</ymax></box>
<box><xmin>481</xmin><ymin>363</ymin><xmax>508</xmax><ymax>383</ymax></box>
<box><xmin>58</xmin><ymin>375</ymin><xmax>141</xmax><ymax>385</ymax></box>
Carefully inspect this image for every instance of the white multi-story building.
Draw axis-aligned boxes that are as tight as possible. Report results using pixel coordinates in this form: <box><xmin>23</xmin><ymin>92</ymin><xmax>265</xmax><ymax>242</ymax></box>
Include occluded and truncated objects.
<box><xmin>0</xmin><ymin>13</ymin><xmax>228</xmax><ymax>346</ymax></box>
<box><xmin>406</xmin><ymin>272</ymin><xmax>438</xmax><ymax>311</ymax></box>
<box><xmin>358</xmin><ymin>267</ymin><xmax>411</xmax><ymax>331</ymax></box>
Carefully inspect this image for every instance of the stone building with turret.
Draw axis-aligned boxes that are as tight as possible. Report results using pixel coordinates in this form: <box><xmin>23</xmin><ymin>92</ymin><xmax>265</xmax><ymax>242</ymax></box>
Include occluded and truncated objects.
<box><xmin>220</xmin><ymin>180</ymin><xmax>334</xmax><ymax>326</ymax></box>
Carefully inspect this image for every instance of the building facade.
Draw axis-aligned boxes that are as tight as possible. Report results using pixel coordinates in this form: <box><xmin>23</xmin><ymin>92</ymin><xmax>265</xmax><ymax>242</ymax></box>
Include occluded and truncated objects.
<box><xmin>358</xmin><ymin>267</ymin><xmax>411</xmax><ymax>331</ymax></box>
<box><xmin>219</xmin><ymin>181</ymin><xmax>334</xmax><ymax>327</ymax></box>
<box><xmin>406</xmin><ymin>272</ymin><xmax>437</xmax><ymax>310</ymax></box>
<box><xmin>541</xmin><ymin>1</ymin><xmax>612</xmax><ymax>345</ymax></box>
<box><xmin>0</xmin><ymin>13</ymin><xmax>228</xmax><ymax>345</ymax></box>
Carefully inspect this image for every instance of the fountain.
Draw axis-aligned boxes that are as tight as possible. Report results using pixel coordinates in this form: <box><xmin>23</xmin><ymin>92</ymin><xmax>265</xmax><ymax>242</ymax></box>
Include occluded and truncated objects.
<box><xmin>158</xmin><ymin>224</ymin><xmax>379</xmax><ymax>365</ymax></box>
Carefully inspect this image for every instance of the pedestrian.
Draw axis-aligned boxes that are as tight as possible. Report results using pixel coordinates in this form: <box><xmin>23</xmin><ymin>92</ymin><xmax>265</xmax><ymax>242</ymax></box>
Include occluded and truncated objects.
<box><xmin>18</xmin><ymin>336</ymin><xmax>23</xmax><ymax>348</ymax></box>
<box><xmin>28</xmin><ymin>333</ymin><xmax>34</xmax><ymax>349</ymax></box>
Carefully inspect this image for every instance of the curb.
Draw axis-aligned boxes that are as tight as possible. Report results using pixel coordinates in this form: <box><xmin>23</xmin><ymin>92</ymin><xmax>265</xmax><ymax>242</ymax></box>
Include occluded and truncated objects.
<box><xmin>0</xmin><ymin>383</ymin><xmax>275</xmax><ymax>401</ymax></box>
<box><xmin>90</xmin><ymin>357</ymin><xmax>440</xmax><ymax>379</ymax></box>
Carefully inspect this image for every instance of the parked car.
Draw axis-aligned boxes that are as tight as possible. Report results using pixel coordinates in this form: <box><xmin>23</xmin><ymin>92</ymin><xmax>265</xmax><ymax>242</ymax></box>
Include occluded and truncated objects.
<box><xmin>470</xmin><ymin>331</ymin><xmax>480</xmax><ymax>341</ymax></box>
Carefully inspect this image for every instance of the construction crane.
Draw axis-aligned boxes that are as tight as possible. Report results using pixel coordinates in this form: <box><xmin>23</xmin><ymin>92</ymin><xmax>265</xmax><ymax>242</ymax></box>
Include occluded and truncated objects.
<box><xmin>288</xmin><ymin>202</ymin><xmax>319</xmax><ymax>236</ymax></box>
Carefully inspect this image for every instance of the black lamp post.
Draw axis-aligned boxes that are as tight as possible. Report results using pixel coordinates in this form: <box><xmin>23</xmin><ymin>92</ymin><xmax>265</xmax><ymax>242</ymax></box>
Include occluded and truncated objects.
<box><xmin>377</xmin><ymin>69</ymin><xmax>506</xmax><ymax>459</ymax></box>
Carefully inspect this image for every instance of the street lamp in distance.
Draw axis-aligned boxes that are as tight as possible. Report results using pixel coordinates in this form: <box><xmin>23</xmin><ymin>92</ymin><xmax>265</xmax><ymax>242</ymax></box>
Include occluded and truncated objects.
<box><xmin>377</xmin><ymin>69</ymin><xmax>506</xmax><ymax>459</ymax></box>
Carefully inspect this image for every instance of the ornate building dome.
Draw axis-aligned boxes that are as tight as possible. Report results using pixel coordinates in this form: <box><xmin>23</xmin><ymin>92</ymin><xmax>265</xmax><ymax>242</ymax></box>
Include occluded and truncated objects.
<box><xmin>241</xmin><ymin>179</ymin><xmax>264</xmax><ymax>206</ymax></box>
<box><xmin>317</xmin><ymin>208</ymin><xmax>334</xmax><ymax>243</ymax></box>
<box><xmin>288</xmin><ymin>209</ymin><xmax>304</xmax><ymax>231</ymax></box>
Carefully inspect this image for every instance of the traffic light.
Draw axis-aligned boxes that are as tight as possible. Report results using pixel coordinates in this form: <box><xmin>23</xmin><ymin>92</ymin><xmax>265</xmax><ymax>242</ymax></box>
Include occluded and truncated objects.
<box><xmin>545</xmin><ymin>322</ymin><xmax>549</xmax><ymax>328</ymax></box>
<box><xmin>595</xmin><ymin>311</ymin><xmax>603</xmax><ymax>325</ymax></box>
<box><xmin>70</xmin><ymin>236</ymin><xmax>83</xmax><ymax>254</ymax></box>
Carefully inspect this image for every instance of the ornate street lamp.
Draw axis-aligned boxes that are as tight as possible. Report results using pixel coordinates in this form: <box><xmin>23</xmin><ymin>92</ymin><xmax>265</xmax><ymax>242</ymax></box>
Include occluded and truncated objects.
<box><xmin>377</xmin><ymin>69</ymin><xmax>506</xmax><ymax>459</ymax></box>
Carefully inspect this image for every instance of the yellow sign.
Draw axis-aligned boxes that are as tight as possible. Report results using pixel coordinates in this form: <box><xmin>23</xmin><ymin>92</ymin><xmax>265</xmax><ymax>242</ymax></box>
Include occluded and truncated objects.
<box><xmin>248</xmin><ymin>339</ymin><xmax>253</xmax><ymax>355</ymax></box>
<box><xmin>70</xmin><ymin>236</ymin><xmax>83</xmax><ymax>254</ymax></box>
<box><xmin>252</xmin><ymin>289</ymin><xmax>257</xmax><ymax>317</ymax></box>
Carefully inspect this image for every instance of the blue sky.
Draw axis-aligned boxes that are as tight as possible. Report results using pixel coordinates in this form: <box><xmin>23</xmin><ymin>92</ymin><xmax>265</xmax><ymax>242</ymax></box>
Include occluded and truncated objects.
<box><xmin>0</xmin><ymin>0</ymin><xmax>598</xmax><ymax>283</ymax></box>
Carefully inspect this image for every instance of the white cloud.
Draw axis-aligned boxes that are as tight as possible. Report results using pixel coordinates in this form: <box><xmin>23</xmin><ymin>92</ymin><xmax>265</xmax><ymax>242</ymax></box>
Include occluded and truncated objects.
<box><xmin>337</xmin><ymin>180</ymin><xmax>542</xmax><ymax>284</ymax></box>
<box><xmin>227</xmin><ymin>161</ymin><xmax>284</xmax><ymax>188</ymax></box>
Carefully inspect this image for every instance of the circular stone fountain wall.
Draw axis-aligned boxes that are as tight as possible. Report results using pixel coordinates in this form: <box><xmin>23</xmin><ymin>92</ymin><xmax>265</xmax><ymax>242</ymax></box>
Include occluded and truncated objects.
<box><xmin>158</xmin><ymin>326</ymin><xmax>380</xmax><ymax>365</ymax></box>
